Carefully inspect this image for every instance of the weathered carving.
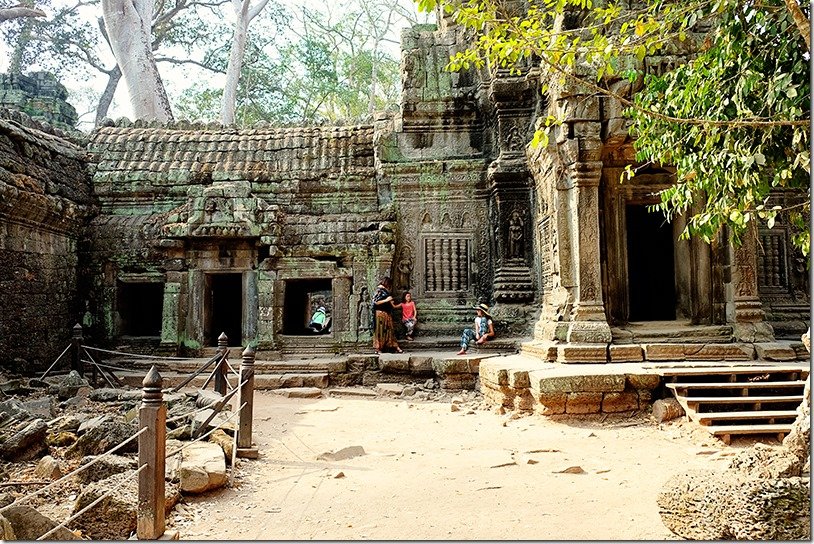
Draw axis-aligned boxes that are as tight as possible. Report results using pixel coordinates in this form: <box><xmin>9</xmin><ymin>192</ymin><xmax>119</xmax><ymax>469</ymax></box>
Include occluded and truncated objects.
<box><xmin>507</xmin><ymin>210</ymin><xmax>525</xmax><ymax>259</ymax></box>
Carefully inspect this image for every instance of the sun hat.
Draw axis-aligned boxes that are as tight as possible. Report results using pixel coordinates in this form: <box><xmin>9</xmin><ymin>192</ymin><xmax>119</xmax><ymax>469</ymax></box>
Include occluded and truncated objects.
<box><xmin>473</xmin><ymin>303</ymin><xmax>491</xmax><ymax>317</ymax></box>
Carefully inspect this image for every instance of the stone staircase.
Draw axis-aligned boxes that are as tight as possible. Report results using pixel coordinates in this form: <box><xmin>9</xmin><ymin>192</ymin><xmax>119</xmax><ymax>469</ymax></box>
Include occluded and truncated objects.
<box><xmin>655</xmin><ymin>363</ymin><xmax>809</xmax><ymax>444</ymax></box>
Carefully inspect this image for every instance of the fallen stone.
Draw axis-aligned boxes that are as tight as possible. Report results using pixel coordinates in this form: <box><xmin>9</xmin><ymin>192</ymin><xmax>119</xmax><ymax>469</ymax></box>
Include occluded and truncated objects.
<box><xmin>327</xmin><ymin>387</ymin><xmax>377</xmax><ymax>398</ymax></box>
<box><xmin>375</xmin><ymin>383</ymin><xmax>404</xmax><ymax>396</ymax></box>
<box><xmin>272</xmin><ymin>387</ymin><xmax>323</xmax><ymax>398</ymax></box>
<box><xmin>57</xmin><ymin>371</ymin><xmax>89</xmax><ymax>400</ymax></box>
<box><xmin>555</xmin><ymin>466</ymin><xmax>586</xmax><ymax>474</ymax></box>
<box><xmin>0</xmin><ymin>379</ymin><xmax>28</xmax><ymax>395</ymax></box>
<box><xmin>34</xmin><ymin>455</ymin><xmax>62</xmax><ymax>480</ymax></box>
<box><xmin>20</xmin><ymin>397</ymin><xmax>56</xmax><ymax>419</ymax></box>
<box><xmin>0</xmin><ymin>419</ymin><xmax>48</xmax><ymax>462</ymax></box>
<box><xmin>73</xmin><ymin>470</ymin><xmax>180</xmax><ymax>539</ymax></box>
<box><xmin>167</xmin><ymin>424</ymin><xmax>191</xmax><ymax>441</ymax></box>
<box><xmin>0</xmin><ymin>399</ymin><xmax>29</xmax><ymax>420</ymax></box>
<box><xmin>48</xmin><ymin>414</ymin><xmax>81</xmax><ymax>434</ymax></box>
<box><xmin>66</xmin><ymin>419</ymin><xmax>138</xmax><ymax>459</ymax></box>
<box><xmin>46</xmin><ymin>431</ymin><xmax>77</xmax><ymax>447</ymax></box>
<box><xmin>423</xmin><ymin>379</ymin><xmax>436</xmax><ymax>390</ymax></box>
<box><xmin>179</xmin><ymin>442</ymin><xmax>228</xmax><ymax>494</ymax></box>
<box><xmin>77</xmin><ymin>414</ymin><xmax>111</xmax><ymax>435</ymax></box>
<box><xmin>0</xmin><ymin>513</ymin><xmax>14</xmax><ymax>540</ymax></box>
<box><xmin>75</xmin><ymin>454</ymin><xmax>137</xmax><ymax>484</ymax></box>
<box><xmin>190</xmin><ymin>409</ymin><xmax>235</xmax><ymax>438</ymax></box>
<box><xmin>89</xmin><ymin>388</ymin><xmax>126</xmax><ymax>402</ymax></box>
<box><xmin>400</xmin><ymin>386</ymin><xmax>417</xmax><ymax>397</ymax></box>
<box><xmin>317</xmin><ymin>446</ymin><xmax>366</xmax><ymax>462</ymax></box>
<box><xmin>450</xmin><ymin>404</ymin><xmax>460</xmax><ymax>412</ymax></box>
<box><xmin>196</xmin><ymin>390</ymin><xmax>231</xmax><ymax>410</ymax></box>
<box><xmin>1</xmin><ymin>505</ymin><xmax>79</xmax><ymax>540</ymax></box>
<box><xmin>209</xmin><ymin>429</ymin><xmax>234</xmax><ymax>463</ymax></box>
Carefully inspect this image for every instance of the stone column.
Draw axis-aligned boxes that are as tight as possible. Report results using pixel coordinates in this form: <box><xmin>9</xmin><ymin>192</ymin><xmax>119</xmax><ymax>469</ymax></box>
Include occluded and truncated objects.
<box><xmin>730</xmin><ymin>227</ymin><xmax>774</xmax><ymax>342</ymax></box>
<box><xmin>159</xmin><ymin>281</ymin><xmax>180</xmax><ymax>347</ymax></box>
<box><xmin>243</xmin><ymin>270</ymin><xmax>258</xmax><ymax>344</ymax></box>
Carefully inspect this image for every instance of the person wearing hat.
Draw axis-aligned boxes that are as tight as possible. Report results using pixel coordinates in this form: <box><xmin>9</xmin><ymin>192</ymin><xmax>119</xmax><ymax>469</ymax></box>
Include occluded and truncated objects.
<box><xmin>308</xmin><ymin>305</ymin><xmax>328</xmax><ymax>333</ymax></box>
<box><xmin>457</xmin><ymin>303</ymin><xmax>495</xmax><ymax>355</ymax></box>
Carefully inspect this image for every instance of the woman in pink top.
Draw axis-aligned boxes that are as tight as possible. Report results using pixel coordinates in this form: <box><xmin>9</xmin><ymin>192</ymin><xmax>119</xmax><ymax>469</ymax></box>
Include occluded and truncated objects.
<box><xmin>400</xmin><ymin>292</ymin><xmax>417</xmax><ymax>340</ymax></box>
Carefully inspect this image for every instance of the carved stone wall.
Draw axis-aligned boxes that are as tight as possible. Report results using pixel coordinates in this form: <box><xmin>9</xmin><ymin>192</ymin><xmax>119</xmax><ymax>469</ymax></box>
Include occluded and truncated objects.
<box><xmin>0</xmin><ymin>109</ymin><xmax>93</xmax><ymax>369</ymax></box>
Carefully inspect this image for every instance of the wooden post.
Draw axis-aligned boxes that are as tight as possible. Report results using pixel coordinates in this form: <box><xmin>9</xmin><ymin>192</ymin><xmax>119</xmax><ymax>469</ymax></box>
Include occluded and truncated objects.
<box><xmin>71</xmin><ymin>323</ymin><xmax>84</xmax><ymax>376</ymax></box>
<box><xmin>236</xmin><ymin>346</ymin><xmax>259</xmax><ymax>459</ymax></box>
<box><xmin>138</xmin><ymin>366</ymin><xmax>166</xmax><ymax>540</ymax></box>
<box><xmin>214</xmin><ymin>332</ymin><xmax>229</xmax><ymax>395</ymax></box>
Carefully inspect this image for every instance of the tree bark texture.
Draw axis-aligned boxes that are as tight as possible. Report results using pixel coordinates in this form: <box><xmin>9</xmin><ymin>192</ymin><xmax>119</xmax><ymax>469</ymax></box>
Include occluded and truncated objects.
<box><xmin>101</xmin><ymin>0</ymin><xmax>173</xmax><ymax>122</ymax></box>
<box><xmin>95</xmin><ymin>66</ymin><xmax>122</xmax><ymax>126</ymax></box>
<box><xmin>652</xmin><ymin>398</ymin><xmax>684</xmax><ymax>423</ymax></box>
<box><xmin>0</xmin><ymin>7</ymin><xmax>46</xmax><ymax>22</ymax></box>
<box><xmin>784</xmin><ymin>0</ymin><xmax>811</xmax><ymax>51</ymax></box>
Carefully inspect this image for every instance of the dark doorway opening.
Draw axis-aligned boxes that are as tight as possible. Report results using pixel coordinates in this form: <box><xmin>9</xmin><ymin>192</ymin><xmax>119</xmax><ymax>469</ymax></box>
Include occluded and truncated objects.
<box><xmin>626</xmin><ymin>205</ymin><xmax>676</xmax><ymax>321</ymax></box>
<box><xmin>206</xmin><ymin>273</ymin><xmax>243</xmax><ymax>346</ymax></box>
<box><xmin>283</xmin><ymin>279</ymin><xmax>332</xmax><ymax>335</ymax></box>
<box><xmin>117</xmin><ymin>282</ymin><xmax>163</xmax><ymax>336</ymax></box>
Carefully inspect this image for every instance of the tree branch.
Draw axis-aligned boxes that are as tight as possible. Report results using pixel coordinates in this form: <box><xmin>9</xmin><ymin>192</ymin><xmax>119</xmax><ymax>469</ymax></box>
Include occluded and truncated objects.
<box><xmin>784</xmin><ymin>0</ymin><xmax>810</xmax><ymax>51</ymax></box>
<box><xmin>0</xmin><ymin>6</ymin><xmax>46</xmax><ymax>22</ymax></box>
<box><xmin>155</xmin><ymin>56</ymin><xmax>225</xmax><ymax>72</ymax></box>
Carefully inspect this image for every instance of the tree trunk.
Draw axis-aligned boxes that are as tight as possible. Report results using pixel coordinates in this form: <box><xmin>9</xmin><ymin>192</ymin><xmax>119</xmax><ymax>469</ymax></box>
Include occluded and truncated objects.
<box><xmin>95</xmin><ymin>66</ymin><xmax>122</xmax><ymax>126</ymax></box>
<box><xmin>652</xmin><ymin>397</ymin><xmax>684</xmax><ymax>423</ymax></box>
<box><xmin>0</xmin><ymin>7</ymin><xmax>46</xmax><ymax>22</ymax></box>
<box><xmin>101</xmin><ymin>0</ymin><xmax>173</xmax><ymax>122</ymax></box>
<box><xmin>221</xmin><ymin>9</ymin><xmax>249</xmax><ymax>125</ymax></box>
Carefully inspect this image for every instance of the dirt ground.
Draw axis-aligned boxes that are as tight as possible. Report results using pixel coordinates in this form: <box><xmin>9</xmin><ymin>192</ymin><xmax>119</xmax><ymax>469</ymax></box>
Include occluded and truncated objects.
<box><xmin>168</xmin><ymin>389</ymin><xmax>766</xmax><ymax>541</ymax></box>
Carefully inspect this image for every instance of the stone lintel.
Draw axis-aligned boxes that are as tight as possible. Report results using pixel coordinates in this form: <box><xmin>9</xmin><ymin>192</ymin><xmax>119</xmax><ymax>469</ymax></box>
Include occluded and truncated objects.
<box><xmin>684</xmin><ymin>343</ymin><xmax>755</xmax><ymax>361</ymax></box>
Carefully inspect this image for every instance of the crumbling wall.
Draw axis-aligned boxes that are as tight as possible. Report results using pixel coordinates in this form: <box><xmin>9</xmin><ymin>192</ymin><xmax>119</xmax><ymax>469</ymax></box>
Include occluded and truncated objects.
<box><xmin>0</xmin><ymin>109</ymin><xmax>93</xmax><ymax>370</ymax></box>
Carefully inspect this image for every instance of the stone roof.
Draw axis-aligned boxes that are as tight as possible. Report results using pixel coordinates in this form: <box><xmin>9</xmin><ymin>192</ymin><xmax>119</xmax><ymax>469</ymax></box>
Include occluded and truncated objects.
<box><xmin>89</xmin><ymin>124</ymin><xmax>376</xmax><ymax>186</ymax></box>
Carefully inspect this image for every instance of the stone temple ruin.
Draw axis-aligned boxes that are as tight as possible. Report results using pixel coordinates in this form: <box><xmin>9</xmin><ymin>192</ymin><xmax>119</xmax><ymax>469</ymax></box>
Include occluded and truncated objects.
<box><xmin>0</xmin><ymin>12</ymin><xmax>809</xmax><ymax>371</ymax></box>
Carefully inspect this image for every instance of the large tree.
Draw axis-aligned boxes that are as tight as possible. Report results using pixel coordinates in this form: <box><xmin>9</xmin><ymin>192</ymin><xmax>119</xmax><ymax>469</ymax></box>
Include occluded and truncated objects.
<box><xmin>420</xmin><ymin>0</ymin><xmax>810</xmax><ymax>254</ymax></box>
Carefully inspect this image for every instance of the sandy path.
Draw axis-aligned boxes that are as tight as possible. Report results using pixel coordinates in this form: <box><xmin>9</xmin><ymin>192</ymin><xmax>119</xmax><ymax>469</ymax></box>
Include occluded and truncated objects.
<box><xmin>174</xmin><ymin>391</ymin><xmax>736</xmax><ymax>540</ymax></box>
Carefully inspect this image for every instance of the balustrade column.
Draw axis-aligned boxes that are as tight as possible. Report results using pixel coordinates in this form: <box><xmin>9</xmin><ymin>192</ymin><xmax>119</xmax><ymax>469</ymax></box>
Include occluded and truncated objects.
<box><xmin>71</xmin><ymin>323</ymin><xmax>84</xmax><ymax>376</ymax></box>
<box><xmin>138</xmin><ymin>366</ymin><xmax>166</xmax><ymax>540</ymax></box>
<box><xmin>237</xmin><ymin>346</ymin><xmax>259</xmax><ymax>459</ymax></box>
<box><xmin>215</xmin><ymin>332</ymin><xmax>229</xmax><ymax>395</ymax></box>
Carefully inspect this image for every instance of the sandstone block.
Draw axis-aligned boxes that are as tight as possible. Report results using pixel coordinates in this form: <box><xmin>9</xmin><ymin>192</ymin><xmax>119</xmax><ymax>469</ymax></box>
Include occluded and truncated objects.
<box><xmin>754</xmin><ymin>343</ymin><xmax>797</xmax><ymax>361</ymax></box>
<box><xmin>75</xmin><ymin>454</ymin><xmax>137</xmax><ymax>484</ymax></box>
<box><xmin>478</xmin><ymin>361</ymin><xmax>509</xmax><ymax>386</ymax></box>
<box><xmin>432</xmin><ymin>358</ymin><xmax>479</xmax><ymax>375</ymax></box>
<box><xmin>408</xmin><ymin>356</ymin><xmax>433</xmax><ymax>375</ymax></box>
<box><xmin>685</xmin><ymin>343</ymin><xmax>754</xmax><ymax>361</ymax></box>
<box><xmin>565</xmin><ymin>392</ymin><xmax>602</xmax><ymax>414</ymax></box>
<box><xmin>440</xmin><ymin>374</ymin><xmax>477</xmax><ymax>390</ymax></box>
<box><xmin>601</xmin><ymin>392</ymin><xmax>639</xmax><ymax>413</ymax></box>
<box><xmin>513</xmin><ymin>390</ymin><xmax>534</xmax><ymax>412</ymax></box>
<box><xmin>530</xmin><ymin>373</ymin><xmax>625</xmax><ymax>395</ymax></box>
<box><xmin>609</xmin><ymin>345</ymin><xmax>643</xmax><ymax>362</ymax></box>
<box><xmin>2</xmin><ymin>505</ymin><xmax>78</xmax><ymax>540</ymax></box>
<box><xmin>0</xmin><ymin>419</ymin><xmax>48</xmax><ymax>462</ymax></box>
<box><xmin>21</xmin><ymin>397</ymin><xmax>56</xmax><ymax>419</ymax></box>
<box><xmin>179</xmin><ymin>442</ymin><xmax>227</xmax><ymax>494</ymax></box>
<box><xmin>272</xmin><ymin>387</ymin><xmax>323</xmax><ymax>398</ymax></box>
<box><xmin>508</xmin><ymin>369</ymin><xmax>530</xmax><ymax>389</ymax></box>
<box><xmin>375</xmin><ymin>383</ymin><xmax>404</xmax><ymax>396</ymax></box>
<box><xmin>66</xmin><ymin>419</ymin><xmax>137</xmax><ymax>459</ymax></box>
<box><xmin>642</xmin><ymin>343</ymin><xmax>686</xmax><ymax>361</ymax></box>
<box><xmin>379</xmin><ymin>358</ymin><xmax>409</xmax><ymax>373</ymax></box>
<box><xmin>626</xmin><ymin>373</ymin><xmax>661</xmax><ymax>391</ymax></box>
<box><xmin>209</xmin><ymin>429</ymin><xmax>234</xmax><ymax>463</ymax></box>
<box><xmin>34</xmin><ymin>455</ymin><xmax>62</xmax><ymax>480</ymax></box>
<box><xmin>557</xmin><ymin>344</ymin><xmax>607</xmax><ymax>363</ymax></box>
<box><xmin>534</xmin><ymin>393</ymin><xmax>566</xmax><ymax>415</ymax></box>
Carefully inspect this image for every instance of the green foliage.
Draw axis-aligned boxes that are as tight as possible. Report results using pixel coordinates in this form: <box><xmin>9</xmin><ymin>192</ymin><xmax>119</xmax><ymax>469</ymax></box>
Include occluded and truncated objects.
<box><xmin>420</xmin><ymin>0</ymin><xmax>810</xmax><ymax>254</ymax></box>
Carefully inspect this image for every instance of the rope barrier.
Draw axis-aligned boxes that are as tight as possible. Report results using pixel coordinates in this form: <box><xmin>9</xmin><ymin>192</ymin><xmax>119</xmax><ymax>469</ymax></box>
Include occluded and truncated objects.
<box><xmin>39</xmin><ymin>344</ymin><xmax>72</xmax><ymax>381</ymax></box>
<box><xmin>169</xmin><ymin>352</ymin><xmax>224</xmax><ymax>393</ymax></box>
<box><xmin>84</xmin><ymin>345</ymin><xmax>192</xmax><ymax>361</ymax></box>
<box><xmin>81</xmin><ymin>356</ymin><xmax>117</xmax><ymax>389</ymax></box>
<box><xmin>82</xmin><ymin>360</ymin><xmax>139</xmax><ymax>373</ymax></box>
<box><xmin>166</xmin><ymin>401</ymin><xmax>247</xmax><ymax>460</ymax></box>
<box><xmin>0</xmin><ymin>426</ymin><xmax>148</xmax><ymax>515</ymax></box>
<box><xmin>165</xmin><ymin>400</ymin><xmax>223</xmax><ymax>425</ymax></box>
<box><xmin>36</xmin><ymin>463</ymin><xmax>148</xmax><ymax>541</ymax></box>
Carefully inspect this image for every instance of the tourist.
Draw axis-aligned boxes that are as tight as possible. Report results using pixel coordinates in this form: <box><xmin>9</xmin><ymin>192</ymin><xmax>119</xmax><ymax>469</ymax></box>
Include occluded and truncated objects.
<box><xmin>400</xmin><ymin>291</ymin><xmax>417</xmax><ymax>340</ymax></box>
<box><xmin>371</xmin><ymin>277</ymin><xmax>403</xmax><ymax>353</ymax></box>
<box><xmin>457</xmin><ymin>303</ymin><xmax>495</xmax><ymax>355</ymax></box>
<box><xmin>308</xmin><ymin>306</ymin><xmax>327</xmax><ymax>333</ymax></box>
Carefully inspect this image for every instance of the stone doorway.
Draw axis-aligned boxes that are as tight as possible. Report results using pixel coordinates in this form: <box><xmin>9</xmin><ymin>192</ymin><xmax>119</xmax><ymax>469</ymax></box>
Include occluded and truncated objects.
<box><xmin>116</xmin><ymin>281</ymin><xmax>163</xmax><ymax>337</ymax></box>
<box><xmin>282</xmin><ymin>278</ymin><xmax>333</xmax><ymax>335</ymax></box>
<box><xmin>625</xmin><ymin>205</ymin><xmax>676</xmax><ymax>321</ymax></box>
<box><xmin>205</xmin><ymin>273</ymin><xmax>243</xmax><ymax>346</ymax></box>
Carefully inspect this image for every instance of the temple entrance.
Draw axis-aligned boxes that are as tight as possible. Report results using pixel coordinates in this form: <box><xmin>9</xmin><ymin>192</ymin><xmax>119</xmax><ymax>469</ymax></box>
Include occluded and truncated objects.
<box><xmin>116</xmin><ymin>281</ymin><xmax>163</xmax><ymax>337</ymax></box>
<box><xmin>283</xmin><ymin>278</ymin><xmax>333</xmax><ymax>335</ymax></box>
<box><xmin>626</xmin><ymin>205</ymin><xmax>676</xmax><ymax>321</ymax></box>
<box><xmin>205</xmin><ymin>273</ymin><xmax>243</xmax><ymax>346</ymax></box>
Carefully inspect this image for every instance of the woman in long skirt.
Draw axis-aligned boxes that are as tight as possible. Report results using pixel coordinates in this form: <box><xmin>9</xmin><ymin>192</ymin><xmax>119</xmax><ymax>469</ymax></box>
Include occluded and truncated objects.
<box><xmin>371</xmin><ymin>276</ymin><xmax>403</xmax><ymax>353</ymax></box>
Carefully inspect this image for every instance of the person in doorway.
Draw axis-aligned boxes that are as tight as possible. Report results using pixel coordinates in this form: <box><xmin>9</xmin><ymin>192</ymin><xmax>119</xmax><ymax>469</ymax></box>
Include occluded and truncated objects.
<box><xmin>308</xmin><ymin>306</ymin><xmax>327</xmax><ymax>333</ymax></box>
<box><xmin>457</xmin><ymin>303</ymin><xmax>495</xmax><ymax>355</ymax></box>
<box><xmin>371</xmin><ymin>277</ymin><xmax>403</xmax><ymax>353</ymax></box>
<box><xmin>400</xmin><ymin>291</ymin><xmax>417</xmax><ymax>340</ymax></box>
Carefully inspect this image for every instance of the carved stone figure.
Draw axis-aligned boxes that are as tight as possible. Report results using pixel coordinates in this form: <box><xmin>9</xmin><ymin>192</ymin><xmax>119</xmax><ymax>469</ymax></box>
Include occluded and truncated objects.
<box><xmin>508</xmin><ymin>211</ymin><xmax>524</xmax><ymax>259</ymax></box>
<box><xmin>357</xmin><ymin>287</ymin><xmax>370</xmax><ymax>331</ymax></box>
<box><xmin>395</xmin><ymin>247</ymin><xmax>414</xmax><ymax>292</ymax></box>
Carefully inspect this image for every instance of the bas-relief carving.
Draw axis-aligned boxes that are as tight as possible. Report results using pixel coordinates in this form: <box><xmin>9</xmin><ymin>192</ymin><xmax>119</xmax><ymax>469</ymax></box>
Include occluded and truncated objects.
<box><xmin>507</xmin><ymin>210</ymin><xmax>525</xmax><ymax>259</ymax></box>
<box><xmin>161</xmin><ymin>181</ymin><xmax>276</xmax><ymax>239</ymax></box>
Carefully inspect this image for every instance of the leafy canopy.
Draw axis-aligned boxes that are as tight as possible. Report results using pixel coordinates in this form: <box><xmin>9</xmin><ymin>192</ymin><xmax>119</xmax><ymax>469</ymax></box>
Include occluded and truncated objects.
<box><xmin>417</xmin><ymin>0</ymin><xmax>811</xmax><ymax>254</ymax></box>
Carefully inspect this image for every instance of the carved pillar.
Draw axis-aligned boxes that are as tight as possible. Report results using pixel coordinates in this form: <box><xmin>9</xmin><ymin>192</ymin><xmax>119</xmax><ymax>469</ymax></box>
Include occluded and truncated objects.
<box><xmin>160</xmin><ymin>281</ymin><xmax>180</xmax><ymax>347</ymax></box>
<box><xmin>730</xmin><ymin>227</ymin><xmax>774</xmax><ymax>342</ymax></box>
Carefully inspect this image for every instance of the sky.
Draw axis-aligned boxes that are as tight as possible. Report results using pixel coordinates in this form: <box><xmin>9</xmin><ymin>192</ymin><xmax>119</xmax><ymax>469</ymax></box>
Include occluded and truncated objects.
<box><xmin>0</xmin><ymin>0</ymin><xmax>434</xmax><ymax>130</ymax></box>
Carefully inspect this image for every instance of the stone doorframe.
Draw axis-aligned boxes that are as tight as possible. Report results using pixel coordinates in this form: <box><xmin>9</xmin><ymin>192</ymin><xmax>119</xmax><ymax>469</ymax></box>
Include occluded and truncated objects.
<box><xmin>600</xmin><ymin>167</ymin><xmax>715</xmax><ymax>326</ymax></box>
